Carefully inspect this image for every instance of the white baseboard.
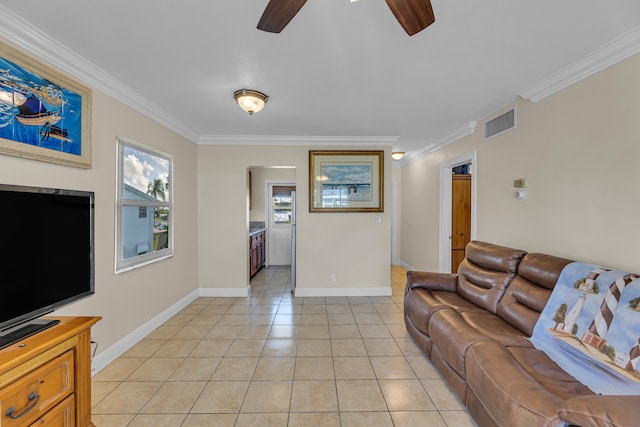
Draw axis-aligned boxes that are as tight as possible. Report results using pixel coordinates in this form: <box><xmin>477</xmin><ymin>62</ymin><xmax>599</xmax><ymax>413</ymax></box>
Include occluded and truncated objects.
<box><xmin>91</xmin><ymin>290</ymin><xmax>199</xmax><ymax>375</ymax></box>
<box><xmin>396</xmin><ymin>260</ymin><xmax>416</xmax><ymax>271</ymax></box>
<box><xmin>91</xmin><ymin>286</ymin><xmax>250</xmax><ymax>375</ymax></box>
<box><xmin>294</xmin><ymin>286</ymin><xmax>392</xmax><ymax>297</ymax></box>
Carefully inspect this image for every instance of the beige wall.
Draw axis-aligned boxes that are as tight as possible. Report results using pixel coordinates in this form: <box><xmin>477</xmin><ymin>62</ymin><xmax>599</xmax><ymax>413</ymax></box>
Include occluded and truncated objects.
<box><xmin>0</xmin><ymin>89</ymin><xmax>199</xmax><ymax>356</ymax></box>
<box><xmin>400</xmin><ymin>53</ymin><xmax>640</xmax><ymax>273</ymax></box>
<box><xmin>197</xmin><ymin>145</ymin><xmax>392</xmax><ymax>294</ymax></box>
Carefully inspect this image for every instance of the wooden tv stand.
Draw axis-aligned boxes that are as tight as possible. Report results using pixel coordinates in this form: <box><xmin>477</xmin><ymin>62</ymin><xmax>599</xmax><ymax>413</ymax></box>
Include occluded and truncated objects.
<box><xmin>0</xmin><ymin>316</ymin><xmax>100</xmax><ymax>427</ymax></box>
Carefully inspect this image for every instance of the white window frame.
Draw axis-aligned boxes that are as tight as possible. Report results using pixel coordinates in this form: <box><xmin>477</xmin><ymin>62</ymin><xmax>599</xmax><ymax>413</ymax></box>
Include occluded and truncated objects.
<box><xmin>115</xmin><ymin>137</ymin><xmax>173</xmax><ymax>273</ymax></box>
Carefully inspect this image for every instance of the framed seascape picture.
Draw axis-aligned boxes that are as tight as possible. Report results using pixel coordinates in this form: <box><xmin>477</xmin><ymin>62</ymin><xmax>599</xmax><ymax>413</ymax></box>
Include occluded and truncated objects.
<box><xmin>0</xmin><ymin>40</ymin><xmax>92</xmax><ymax>168</ymax></box>
<box><xmin>309</xmin><ymin>150</ymin><xmax>383</xmax><ymax>213</ymax></box>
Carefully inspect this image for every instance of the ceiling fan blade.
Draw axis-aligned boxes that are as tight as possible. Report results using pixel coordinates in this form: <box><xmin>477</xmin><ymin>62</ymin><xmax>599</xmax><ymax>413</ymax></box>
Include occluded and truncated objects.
<box><xmin>257</xmin><ymin>0</ymin><xmax>308</xmax><ymax>33</ymax></box>
<box><xmin>385</xmin><ymin>0</ymin><xmax>436</xmax><ymax>36</ymax></box>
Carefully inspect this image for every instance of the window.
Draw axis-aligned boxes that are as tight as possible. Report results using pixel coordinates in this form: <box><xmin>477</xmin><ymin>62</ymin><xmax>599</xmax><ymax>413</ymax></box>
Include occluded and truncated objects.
<box><xmin>272</xmin><ymin>186</ymin><xmax>295</xmax><ymax>225</ymax></box>
<box><xmin>116</xmin><ymin>138</ymin><xmax>173</xmax><ymax>272</ymax></box>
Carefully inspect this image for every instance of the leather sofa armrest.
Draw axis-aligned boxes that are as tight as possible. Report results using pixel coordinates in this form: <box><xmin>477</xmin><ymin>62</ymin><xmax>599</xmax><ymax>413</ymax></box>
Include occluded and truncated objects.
<box><xmin>406</xmin><ymin>271</ymin><xmax>458</xmax><ymax>292</ymax></box>
<box><xmin>559</xmin><ymin>395</ymin><xmax>640</xmax><ymax>427</ymax></box>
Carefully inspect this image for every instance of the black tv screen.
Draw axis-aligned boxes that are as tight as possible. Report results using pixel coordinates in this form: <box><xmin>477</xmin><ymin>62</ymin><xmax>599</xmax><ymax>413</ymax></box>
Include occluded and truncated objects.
<box><xmin>0</xmin><ymin>184</ymin><xmax>94</xmax><ymax>339</ymax></box>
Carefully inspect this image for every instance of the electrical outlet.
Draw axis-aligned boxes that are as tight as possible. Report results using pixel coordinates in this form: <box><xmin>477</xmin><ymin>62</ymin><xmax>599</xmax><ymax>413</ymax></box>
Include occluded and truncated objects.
<box><xmin>331</xmin><ymin>273</ymin><xmax>337</xmax><ymax>282</ymax></box>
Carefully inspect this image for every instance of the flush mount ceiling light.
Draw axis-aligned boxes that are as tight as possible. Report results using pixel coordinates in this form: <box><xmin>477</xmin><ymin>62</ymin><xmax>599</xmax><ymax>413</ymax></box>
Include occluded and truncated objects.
<box><xmin>234</xmin><ymin>89</ymin><xmax>268</xmax><ymax>115</ymax></box>
<box><xmin>391</xmin><ymin>152</ymin><xmax>405</xmax><ymax>160</ymax></box>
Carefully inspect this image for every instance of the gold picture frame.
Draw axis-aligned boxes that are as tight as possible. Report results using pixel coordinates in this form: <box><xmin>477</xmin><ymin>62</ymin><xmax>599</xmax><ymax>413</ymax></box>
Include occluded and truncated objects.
<box><xmin>309</xmin><ymin>150</ymin><xmax>383</xmax><ymax>213</ymax></box>
<box><xmin>0</xmin><ymin>40</ymin><xmax>92</xmax><ymax>168</ymax></box>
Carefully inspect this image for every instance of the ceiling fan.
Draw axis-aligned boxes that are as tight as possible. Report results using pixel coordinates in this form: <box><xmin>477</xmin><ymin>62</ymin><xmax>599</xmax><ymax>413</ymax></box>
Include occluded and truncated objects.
<box><xmin>257</xmin><ymin>0</ymin><xmax>435</xmax><ymax>36</ymax></box>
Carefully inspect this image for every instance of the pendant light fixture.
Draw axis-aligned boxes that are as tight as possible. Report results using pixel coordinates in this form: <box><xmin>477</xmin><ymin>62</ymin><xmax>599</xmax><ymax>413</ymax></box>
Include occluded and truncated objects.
<box><xmin>234</xmin><ymin>89</ymin><xmax>268</xmax><ymax>115</ymax></box>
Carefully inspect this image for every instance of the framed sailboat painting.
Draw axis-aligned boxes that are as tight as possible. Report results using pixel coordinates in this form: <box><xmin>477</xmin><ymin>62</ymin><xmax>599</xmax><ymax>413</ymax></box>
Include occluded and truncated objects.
<box><xmin>0</xmin><ymin>40</ymin><xmax>91</xmax><ymax>168</ymax></box>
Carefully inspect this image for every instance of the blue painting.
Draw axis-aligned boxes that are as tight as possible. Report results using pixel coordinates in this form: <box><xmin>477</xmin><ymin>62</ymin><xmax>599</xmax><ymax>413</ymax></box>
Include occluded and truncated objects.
<box><xmin>0</xmin><ymin>55</ymin><xmax>83</xmax><ymax>156</ymax></box>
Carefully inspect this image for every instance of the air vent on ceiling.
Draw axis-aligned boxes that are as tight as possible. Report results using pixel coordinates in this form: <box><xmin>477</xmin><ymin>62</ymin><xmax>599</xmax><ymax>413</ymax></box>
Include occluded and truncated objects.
<box><xmin>484</xmin><ymin>107</ymin><xmax>516</xmax><ymax>140</ymax></box>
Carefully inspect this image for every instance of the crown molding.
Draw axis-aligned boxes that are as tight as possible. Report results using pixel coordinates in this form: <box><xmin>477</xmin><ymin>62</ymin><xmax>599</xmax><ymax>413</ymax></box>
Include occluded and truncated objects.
<box><xmin>198</xmin><ymin>134</ymin><xmax>399</xmax><ymax>146</ymax></box>
<box><xmin>401</xmin><ymin>121</ymin><xmax>477</xmax><ymax>166</ymax></box>
<box><xmin>399</xmin><ymin>26</ymin><xmax>640</xmax><ymax>165</ymax></box>
<box><xmin>519</xmin><ymin>25</ymin><xmax>640</xmax><ymax>103</ymax></box>
<box><xmin>0</xmin><ymin>5</ymin><xmax>200</xmax><ymax>143</ymax></box>
<box><xmin>4</xmin><ymin>3</ymin><xmax>637</xmax><ymax>155</ymax></box>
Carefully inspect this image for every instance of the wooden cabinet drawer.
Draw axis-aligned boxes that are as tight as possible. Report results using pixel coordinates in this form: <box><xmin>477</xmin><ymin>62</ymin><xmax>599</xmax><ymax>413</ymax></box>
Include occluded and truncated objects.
<box><xmin>0</xmin><ymin>350</ymin><xmax>74</xmax><ymax>427</ymax></box>
<box><xmin>29</xmin><ymin>394</ymin><xmax>74</xmax><ymax>427</ymax></box>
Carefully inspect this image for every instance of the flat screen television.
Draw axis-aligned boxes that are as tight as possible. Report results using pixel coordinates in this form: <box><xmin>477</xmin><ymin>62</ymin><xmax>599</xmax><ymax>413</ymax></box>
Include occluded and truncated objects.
<box><xmin>0</xmin><ymin>184</ymin><xmax>94</xmax><ymax>349</ymax></box>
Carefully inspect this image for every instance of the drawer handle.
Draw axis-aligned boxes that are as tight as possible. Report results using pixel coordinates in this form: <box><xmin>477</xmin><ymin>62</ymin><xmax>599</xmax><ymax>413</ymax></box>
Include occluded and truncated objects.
<box><xmin>6</xmin><ymin>392</ymin><xmax>40</xmax><ymax>419</ymax></box>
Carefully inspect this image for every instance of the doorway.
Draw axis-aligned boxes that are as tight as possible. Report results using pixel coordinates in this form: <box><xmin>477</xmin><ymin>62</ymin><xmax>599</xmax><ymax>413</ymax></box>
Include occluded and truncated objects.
<box><xmin>451</xmin><ymin>168</ymin><xmax>471</xmax><ymax>272</ymax></box>
<box><xmin>248</xmin><ymin>167</ymin><xmax>296</xmax><ymax>283</ymax></box>
<box><xmin>267</xmin><ymin>182</ymin><xmax>296</xmax><ymax>265</ymax></box>
<box><xmin>439</xmin><ymin>152</ymin><xmax>477</xmax><ymax>273</ymax></box>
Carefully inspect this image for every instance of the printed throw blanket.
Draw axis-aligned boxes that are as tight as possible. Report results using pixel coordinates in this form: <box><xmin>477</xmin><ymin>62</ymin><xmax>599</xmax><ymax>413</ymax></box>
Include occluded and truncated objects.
<box><xmin>530</xmin><ymin>262</ymin><xmax>640</xmax><ymax>395</ymax></box>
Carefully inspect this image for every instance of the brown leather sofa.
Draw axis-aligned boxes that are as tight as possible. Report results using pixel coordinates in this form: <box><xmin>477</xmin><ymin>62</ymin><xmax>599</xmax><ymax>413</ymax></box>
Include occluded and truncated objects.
<box><xmin>404</xmin><ymin>240</ymin><xmax>639</xmax><ymax>427</ymax></box>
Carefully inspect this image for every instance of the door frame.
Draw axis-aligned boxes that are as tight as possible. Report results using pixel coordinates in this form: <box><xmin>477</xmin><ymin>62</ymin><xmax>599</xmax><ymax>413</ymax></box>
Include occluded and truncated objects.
<box><xmin>439</xmin><ymin>151</ymin><xmax>477</xmax><ymax>273</ymax></box>
<box><xmin>391</xmin><ymin>180</ymin><xmax>399</xmax><ymax>264</ymax></box>
<box><xmin>265</xmin><ymin>180</ymin><xmax>296</xmax><ymax>266</ymax></box>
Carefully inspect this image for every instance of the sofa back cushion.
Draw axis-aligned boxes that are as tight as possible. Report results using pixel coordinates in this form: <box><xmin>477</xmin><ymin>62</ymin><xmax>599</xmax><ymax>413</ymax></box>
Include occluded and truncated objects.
<box><xmin>457</xmin><ymin>241</ymin><xmax>527</xmax><ymax>314</ymax></box>
<box><xmin>497</xmin><ymin>252</ymin><xmax>572</xmax><ymax>336</ymax></box>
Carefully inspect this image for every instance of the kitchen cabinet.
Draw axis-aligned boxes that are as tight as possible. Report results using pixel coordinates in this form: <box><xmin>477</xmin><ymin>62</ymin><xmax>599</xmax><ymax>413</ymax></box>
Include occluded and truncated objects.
<box><xmin>249</xmin><ymin>230</ymin><xmax>265</xmax><ymax>277</ymax></box>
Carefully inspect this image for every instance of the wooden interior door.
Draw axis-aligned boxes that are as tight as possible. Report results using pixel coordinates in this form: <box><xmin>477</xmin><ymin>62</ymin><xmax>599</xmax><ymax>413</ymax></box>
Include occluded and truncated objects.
<box><xmin>451</xmin><ymin>174</ymin><xmax>471</xmax><ymax>273</ymax></box>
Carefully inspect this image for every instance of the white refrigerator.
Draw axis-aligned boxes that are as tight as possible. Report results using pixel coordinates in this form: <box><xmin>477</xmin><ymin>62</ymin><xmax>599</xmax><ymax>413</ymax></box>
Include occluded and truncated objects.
<box><xmin>290</xmin><ymin>191</ymin><xmax>296</xmax><ymax>293</ymax></box>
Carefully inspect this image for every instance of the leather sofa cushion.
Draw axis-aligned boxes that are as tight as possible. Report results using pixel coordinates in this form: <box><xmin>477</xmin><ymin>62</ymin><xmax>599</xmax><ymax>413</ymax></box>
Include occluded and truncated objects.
<box><xmin>407</xmin><ymin>270</ymin><xmax>457</xmax><ymax>292</ymax></box>
<box><xmin>422</xmin><ymin>303</ymin><xmax>533</xmax><ymax>384</ymax></box>
<box><xmin>465</xmin><ymin>240</ymin><xmax>527</xmax><ymax>274</ymax></box>
<box><xmin>496</xmin><ymin>275</ymin><xmax>552</xmax><ymax>336</ymax></box>
<box><xmin>404</xmin><ymin>288</ymin><xmax>486</xmax><ymax>336</ymax></box>
<box><xmin>429</xmin><ymin>290</ymin><xmax>487</xmax><ymax>314</ymax></box>
<box><xmin>508</xmin><ymin>346</ymin><xmax>592</xmax><ymax>399</ymax></box>
<box><xmin>404</xmin><ymin>288</ymin><xmax>453</xmax><ymax>335</ymax></box>
<box><xmin>559</xmin><ymin>395</ymin><xmax>639</xmax><ymax>427</ymax></box>
<box><xmin>518</xmin><ymin>252</ymin><xmax>572</xmax><ymax>290</ymax></box>
<box><xmin>428</xmin><ymin>309</ymin><xmax>492</xmax><ymax>377</ymax></box>
<box><xmin>459</xmin><ymin>311</ymin><xmax>533</xmax><ymax>348</ymax></box>
<box><xmin>465</xmin><ymin>340</ymin><xmax>592</xmax><ymax>427</ymax></box>
<box><xmin>430</xmin><ymin>345</ymin><xmax>468</xmax><ymax>401</ymax></box>
<box><xmin>457</xmin><ymin>258</ymin><xmax>517</xmax><ymax>314</ymax></box>
<box><xmin>456</xmin><ymin>241</ymin><xmax>527</xmax><ymax>313</ymax></box>
<box><xmin>405</xmin><ymin>314</ymin><xmax>434</xmax><ymax>357</ymax></box>
<box><xmin>497</xmin><ymin>253</ymin><xmax>572</xmax><ymax>336</ymax></box>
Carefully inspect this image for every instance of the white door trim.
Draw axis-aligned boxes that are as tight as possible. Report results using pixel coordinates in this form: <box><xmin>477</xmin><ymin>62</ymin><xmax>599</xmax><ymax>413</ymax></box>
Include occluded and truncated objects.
<box><xmin>391</xmin><ymin>180</ymin><xmax>399</xmax><ymax>264</ymax></box>
<box><xmin>439</xmin><ymin>151</ymin><xmax>477</xmax><ymax>273</ymax></box>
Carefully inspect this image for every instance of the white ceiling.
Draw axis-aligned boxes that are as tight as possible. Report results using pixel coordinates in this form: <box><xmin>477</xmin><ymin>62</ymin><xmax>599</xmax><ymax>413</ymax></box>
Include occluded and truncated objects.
<box><xmin>1</xmin><ymin>1</ymin><xmax>639</xmax><ymax>158</ymax></box>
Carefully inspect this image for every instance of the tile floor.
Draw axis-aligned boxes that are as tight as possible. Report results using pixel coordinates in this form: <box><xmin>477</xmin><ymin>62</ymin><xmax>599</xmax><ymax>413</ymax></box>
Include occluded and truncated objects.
<box><xmin>91</xmin><ymin>265</ymin><xmax>477</xmax><ymax>426</ymax></box>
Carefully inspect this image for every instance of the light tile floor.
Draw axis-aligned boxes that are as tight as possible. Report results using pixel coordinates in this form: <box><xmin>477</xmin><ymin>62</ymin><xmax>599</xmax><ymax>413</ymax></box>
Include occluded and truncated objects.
<box><xmin>92</xmin><ymin>265</ymin><xmax>477</xmax><ymax>426</ymax></box>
